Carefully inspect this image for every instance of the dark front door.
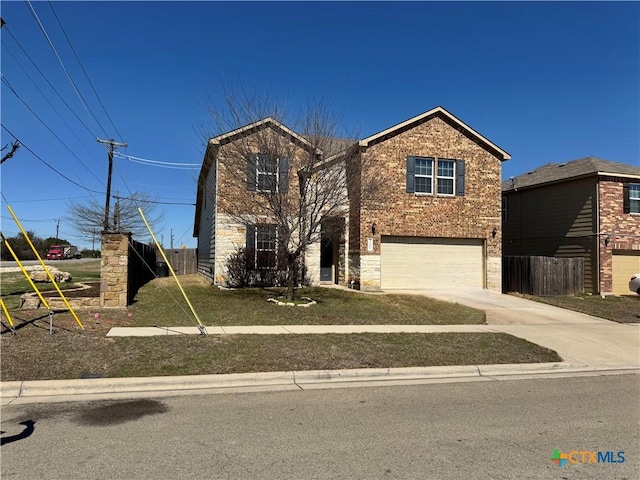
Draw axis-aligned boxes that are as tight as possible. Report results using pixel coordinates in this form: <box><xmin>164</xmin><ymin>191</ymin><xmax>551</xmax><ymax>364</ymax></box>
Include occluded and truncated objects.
<box><xmin>320</xmin><ymin>237</ymin><xmax>333</xmax><ymax>282</ymax></box>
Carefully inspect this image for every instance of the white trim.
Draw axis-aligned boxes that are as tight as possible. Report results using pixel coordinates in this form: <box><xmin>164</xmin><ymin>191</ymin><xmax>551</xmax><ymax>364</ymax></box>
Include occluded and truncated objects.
<box><xmin>414</xmin><ymin>157</ymin><xmax>434</xmax><ymax>194</ymax></box>
<box><xmin>209</xmin><ymin>117</ymin><xmax>321</xmax><ymax>154</ymax></box>
<box><xmin>436</xmin><ymin>159</ymin><xmax>456</xmax><ymax>196</ymax></box>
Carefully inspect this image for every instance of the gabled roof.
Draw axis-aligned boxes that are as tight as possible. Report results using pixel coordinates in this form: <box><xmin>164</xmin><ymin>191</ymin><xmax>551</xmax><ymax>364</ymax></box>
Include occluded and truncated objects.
<box><xmin>209</xmin><ymin>117</ymin><xmax>319</xmax><ymax>153</ymax></box>
<box><xmin>359</xmin><ymin>106</ymin><xmax>511</xmax><ymax>162</ymax></box>
<box><xmin>502</xmin><ymin>156</ymin><xmax>640</xmax><ymax>192</ymax></box>
<box><xmin>194</xmin><ymin>117</ymin><xmax>323</xmax><ymax>236</ymax></box>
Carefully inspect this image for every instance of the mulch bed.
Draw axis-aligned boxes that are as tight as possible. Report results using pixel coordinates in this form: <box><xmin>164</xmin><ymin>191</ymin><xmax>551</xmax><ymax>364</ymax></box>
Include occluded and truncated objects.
<box><xmin>40</xmin><ymin>282</ymin><xmax>101</xmax><ymax>298</ymax></box>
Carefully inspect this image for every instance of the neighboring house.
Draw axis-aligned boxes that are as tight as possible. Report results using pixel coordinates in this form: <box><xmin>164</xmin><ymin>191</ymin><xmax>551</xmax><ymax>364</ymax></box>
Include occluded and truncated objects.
<box><xmin>194</xmin><ymin>106</ymin><xmax>510</xmax><ymax>291</ymax></box>
<box><xmin>502</xmin><ymin>157</ymin><xmax>640</xmax><ymax>294</ymax></box>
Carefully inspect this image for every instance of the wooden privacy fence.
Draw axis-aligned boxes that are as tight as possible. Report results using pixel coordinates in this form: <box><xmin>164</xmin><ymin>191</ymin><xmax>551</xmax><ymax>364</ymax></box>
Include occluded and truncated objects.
<box><xmin>503</xmin><ymin>256</ymin><xmax>584</xmax><ymax>296</ymax></box>
<box><xmin>161</xmin><ymin>248</ymin><xmax>197</xmax><ymax>275</ymax></box>
<box><xmin>128</xmin><ymin>239</ymin><xmax>157</xmax><ymax>305</ymax></box>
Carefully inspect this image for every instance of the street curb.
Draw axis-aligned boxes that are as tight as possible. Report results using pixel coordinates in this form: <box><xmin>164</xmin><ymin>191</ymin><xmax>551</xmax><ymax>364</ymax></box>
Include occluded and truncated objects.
<box><xmin>2</xmin><ymin>363</ymin><xmax>638</xmax><ymax>404</ymax></box>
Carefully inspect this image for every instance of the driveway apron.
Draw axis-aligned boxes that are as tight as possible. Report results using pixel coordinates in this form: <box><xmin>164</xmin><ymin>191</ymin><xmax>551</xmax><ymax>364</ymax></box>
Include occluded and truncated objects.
<box><xmin>396</xmin><ymin>288</ymin><xmax>640</xmax><ymax>368</ymax></box>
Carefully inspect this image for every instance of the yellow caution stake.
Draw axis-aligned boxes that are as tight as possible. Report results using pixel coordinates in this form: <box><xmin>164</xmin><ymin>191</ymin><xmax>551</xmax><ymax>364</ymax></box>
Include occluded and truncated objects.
<box><xmin>6</xmin><ymin>205</ymin><xmax>84</xmax><ymax>329</ymax></box>
<box><xmin>138</xmin><ymin>208</ymin><xmax>206</xmax><ymax>334</ymax></box>
<box><xmin>1</xmin><ymin>298</ymin><xmax>14</xmax><ymax>329</ymax></box>
<box><xmin>1</xmin><ymin>233</ymin><xmax>51</xmax><ymax>310</ymax></box>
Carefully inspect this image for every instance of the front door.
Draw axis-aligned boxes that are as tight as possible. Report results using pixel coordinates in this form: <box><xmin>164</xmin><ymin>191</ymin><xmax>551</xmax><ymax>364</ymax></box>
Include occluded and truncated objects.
<box><xmin>320</xmin><ymin>236</ymin><xmax>333</xmax><ymax>282</ymax></box>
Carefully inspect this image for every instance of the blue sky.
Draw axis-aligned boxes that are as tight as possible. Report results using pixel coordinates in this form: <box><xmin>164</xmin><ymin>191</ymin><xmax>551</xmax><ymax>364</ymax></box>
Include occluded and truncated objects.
<box><xmin>1</xmin><ymin>1</ymin><xmax>638</xmax><ymax>250</ymax></box>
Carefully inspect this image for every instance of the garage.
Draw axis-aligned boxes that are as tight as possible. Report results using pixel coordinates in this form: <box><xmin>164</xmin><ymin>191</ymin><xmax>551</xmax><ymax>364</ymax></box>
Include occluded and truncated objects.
<box><xmin>380</xmin><ymin>236</ymin><xmax>484</xmax><ymax>289</ymax></box>
<box><xmin>612</xmin><ymin>251</ymin><xmax>640</xmax><ymax>294</ymax></box>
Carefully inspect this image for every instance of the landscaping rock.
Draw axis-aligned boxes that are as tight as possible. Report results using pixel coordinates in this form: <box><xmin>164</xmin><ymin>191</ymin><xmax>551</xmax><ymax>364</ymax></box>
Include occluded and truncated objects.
<box><xmin>19</xmin><ymin>294</ymin><xmax>42</xmax><ymax>309</ymax></box>
<box><xmin>29</xmin><ymin>266</ymin><xmax>72</xmax><ymax>283</ymax></box>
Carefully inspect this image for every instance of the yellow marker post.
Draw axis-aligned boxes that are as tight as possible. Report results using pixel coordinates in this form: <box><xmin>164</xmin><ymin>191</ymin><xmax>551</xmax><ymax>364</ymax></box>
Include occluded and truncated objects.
<box><xmin>1</xmin><ymin>233</ymin><xmax>51</xmax><ymax>310</ymax></box>
<box><xmin>138</xmin><ymin>208</ymin><xmax>207</xmax><ymax>334</ymax></box>
<box><xmin>6</xmin><ymin>205</ymin><xmax>84</xmax><ymax>330</ymax></box>
<box><xmin>1</xmin><ymin>298</ymin><xmax>15</xmax><ymax>330</ymax></box>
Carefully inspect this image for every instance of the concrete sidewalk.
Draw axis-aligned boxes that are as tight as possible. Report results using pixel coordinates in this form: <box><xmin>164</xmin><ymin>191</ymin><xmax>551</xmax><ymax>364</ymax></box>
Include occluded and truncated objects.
<box><xmin>106</xmin><ymin>324</ymin><xmax>491</xmax><ymax>336</ymax></box>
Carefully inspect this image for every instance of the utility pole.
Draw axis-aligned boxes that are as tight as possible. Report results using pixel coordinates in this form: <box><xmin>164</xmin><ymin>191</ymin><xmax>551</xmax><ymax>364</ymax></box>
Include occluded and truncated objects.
<box><xmin>55</xmin><ymin>219</ymin><xmax>60</xmax><ymax>242</ymax></box>
<box><xmin>96</xmin><ymin>138</ymin><xmax>127</xmax><ymax>231</ymax></box>
<box><xmin>170</xmin><ymin>229</ymin><xmax>174</xmax><ymax>249</ymax></box>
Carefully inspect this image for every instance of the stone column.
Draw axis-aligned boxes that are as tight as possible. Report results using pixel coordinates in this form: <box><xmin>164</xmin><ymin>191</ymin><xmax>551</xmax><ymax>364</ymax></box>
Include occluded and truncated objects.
<box><xmin>100</xmin><ymin>232</ymin><xmax>130</xmax><ymax>307</ymax></box>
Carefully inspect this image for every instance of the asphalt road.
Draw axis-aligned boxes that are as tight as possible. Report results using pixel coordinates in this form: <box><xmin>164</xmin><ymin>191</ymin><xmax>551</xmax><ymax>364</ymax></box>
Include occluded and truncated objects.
<box><xmin>0</xmin><ymin>258</ymin><xmax>99</xmax><ymax>269</ymax></box>
<box><xmin>1</xmin><ymin>374</ymin><xmax>638</xmax><ymax>479</ymax></box>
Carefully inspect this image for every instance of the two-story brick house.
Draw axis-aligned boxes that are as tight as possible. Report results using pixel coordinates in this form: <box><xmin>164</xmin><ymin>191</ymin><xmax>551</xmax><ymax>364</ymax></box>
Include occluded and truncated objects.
<box><xmin>502</xmin><ymin>157</ymin><xmax>640</xmax><ymax>294</ymax></box>
<box><xmin>194</xmin><ymin>106</ymin><xmax>510</xmax><ymax>291</ymax></box>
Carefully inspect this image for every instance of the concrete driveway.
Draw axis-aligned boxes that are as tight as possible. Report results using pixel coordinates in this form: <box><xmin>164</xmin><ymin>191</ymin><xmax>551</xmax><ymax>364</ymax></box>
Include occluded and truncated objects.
<box><xmin>396</xmin><ymin>288</ymin><xmax>640</xmax><ymax>369</ymax></box>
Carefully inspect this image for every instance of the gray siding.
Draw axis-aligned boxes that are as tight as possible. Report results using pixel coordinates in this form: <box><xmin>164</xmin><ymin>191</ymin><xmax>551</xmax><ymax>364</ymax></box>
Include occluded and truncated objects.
<box><xmin>503</xmin><ymin>177</ymin><xmax>598</xmax><ymax>293</ymax></box>
<box><xmin>197</xmin><ymin>161</ymin><xmax>217</xmax><ymax>281</ymax></box>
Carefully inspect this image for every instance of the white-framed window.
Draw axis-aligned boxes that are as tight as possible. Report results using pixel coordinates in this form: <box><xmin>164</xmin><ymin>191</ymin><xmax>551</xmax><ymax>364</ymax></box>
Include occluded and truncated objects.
<box><xmin>437</xmin><ymin>159</ymin><xmax>455</xmax><ymax>195</ymax></box>
<box><xmin>255</xmin><ymin>224</ymin><xmax>278</xmax><ymax>269</ymax></box>
<box><xmin>407</xmin><ymin>156</ymin><xmax>465</xmax><ymax>196</ymax></box>
<box><xmin>248</xmin><ymin>154</ymin><xmax>289</xmax><ymax>193</ymax></box>
<box><xmin>256</xmin><ymin>155</ymin><xmax>278</xmax><ymax>192</ymax></box>
<box><xmin>629</xmin><ymin>183</ymin><xmax>640</xmax><ymax>214</ymax></box>
<box><xmin>414</xmin><ymin>157</ymin><xmax>433</xmax><ymax>193</ymax></box>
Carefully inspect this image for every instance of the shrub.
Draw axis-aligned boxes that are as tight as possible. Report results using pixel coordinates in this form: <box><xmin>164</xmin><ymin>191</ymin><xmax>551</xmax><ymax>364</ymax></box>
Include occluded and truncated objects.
<box><xmin>224</xmin><ymin>247</ymin><xmax>308</xmax><ymax>288</ymax></box>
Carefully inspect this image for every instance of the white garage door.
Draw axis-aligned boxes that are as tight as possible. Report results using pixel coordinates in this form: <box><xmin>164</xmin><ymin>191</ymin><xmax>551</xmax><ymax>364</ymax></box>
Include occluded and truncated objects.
<box><xmin>612</xmin><ymin>251</ymin><xmax>640</xmax><ymax>294</ymax></box>
<box><xmin>380</xmin><ymin>236</ymin><xmax>484</xmax><ymax>289</ymax></box>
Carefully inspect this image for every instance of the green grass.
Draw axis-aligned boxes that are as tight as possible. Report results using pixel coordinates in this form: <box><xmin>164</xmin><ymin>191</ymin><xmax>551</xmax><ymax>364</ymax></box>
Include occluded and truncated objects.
<box><xmin>0</xmin><ymin>326</ymin><xmax>560</xmax><ymax>381</ymax></box>
<box><xmin>123</xmin><ymin>276</ymin><xmax>486</xmax><ymax>326</ymax></box>
<box><xmin>522</xmin><ymin>293</ymin><xmax>640</xmax><ymax>323</ymax></box>
<box><xmin>1</xmin><ymin>270</ymin><xmax>566</xmax><ymax>382</ymax></box>
<box><xmin>1</xmin><ymin>260</ymin><xmax>101</xmax><ymax>309</ymax></box>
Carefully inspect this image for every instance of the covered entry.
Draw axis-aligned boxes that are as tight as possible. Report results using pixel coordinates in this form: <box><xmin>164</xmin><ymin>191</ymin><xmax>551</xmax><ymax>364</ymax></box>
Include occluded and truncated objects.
<box><xmin>320</xmin><ymin>218</ymin><xmax>345</xmax><ymax>284</ymax></box>
<box><xmin>380</xmin><ymin>236</ymin><xmax>484</xmax><ymax>289</ymax></box>
<box><xmin>612</xmin><ymin>250</ymin><xmax>640</xmax><ymax>294</ymax></box>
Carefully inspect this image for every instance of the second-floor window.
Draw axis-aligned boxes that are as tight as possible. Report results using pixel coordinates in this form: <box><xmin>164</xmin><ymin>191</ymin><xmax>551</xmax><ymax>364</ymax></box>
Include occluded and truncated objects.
<box><xmin>406</xmin><ymin>156</ymin><xmax>465</xmax><ymax>196</ymax></box>
<box><xmin>257</xmin><ymin>156</ymin><xmax>277</xmax><ymax>191</ymax></box>
<box><xmin>247</xmin><ymin>154</ymin><xmax>289</xmax><ymax>193</ymax></box>
<box><xmin>414</xmin><ymin>157</ymin><xmax>433</xmax><ymax>193</ymax></box>
<box><xmin>626</xmin><ymin>183</ymin><xmax>640</xmax><ymax>214</ymax></box>
<box><xmin>437</xmin><ymin>159</ymin><xmax>455</xmax><ymax>195</ymax></box>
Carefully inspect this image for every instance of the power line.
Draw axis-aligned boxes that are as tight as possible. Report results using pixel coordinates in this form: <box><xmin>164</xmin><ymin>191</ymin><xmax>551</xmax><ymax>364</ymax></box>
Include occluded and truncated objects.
<box><xmin>1</xmin><ymin>74</ymin><xmax>104</xmax><ymax>184</ymax></box>
<box><xmin>113</xmin><ymin>195</ymin><xmax>195</xmax><ymax>206</ymax></box>
<box><xmin>47</xmin><ymin>1</ymin><xmax>124</xmax><ymax>142</ymax></box>
<box><xmin>1</xmin><ymin>124</ymin><xmax>103</xmax><ymax>194</ymax></box>
<box><xmin>8</xmin><ymin>195</ymin><xmax>93</xmax><ymax>203</ymax></box>
<box><xmin>3</xmin><ymin>43</ymin><xmax>101</xmax><ymax>163</ymax></box>
<box><xmin>3</xmin><ymin>26</ymin><xmax>97</xmax><ymax>138</ymax></box>
<box><xmin>25</xmin><ymin>0</ymin><xmax>111</xmax><ymax>139</ymax></box>
<box><xmin>0</xmin><ymin>215</ymin><xmax>56</xmax><ymax>223</ymax></box>
<box><xmin>113</xmin><ymin>152</ymin><xmax>201</xmax><ymax>169</ymax></box>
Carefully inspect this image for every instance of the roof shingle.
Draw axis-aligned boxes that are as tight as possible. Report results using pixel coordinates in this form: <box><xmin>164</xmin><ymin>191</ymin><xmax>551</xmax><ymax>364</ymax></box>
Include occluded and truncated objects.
<box><xmin>502</xmin><ymin>156</ymin><xmax>640</xmax><ymax>191</ymax></box>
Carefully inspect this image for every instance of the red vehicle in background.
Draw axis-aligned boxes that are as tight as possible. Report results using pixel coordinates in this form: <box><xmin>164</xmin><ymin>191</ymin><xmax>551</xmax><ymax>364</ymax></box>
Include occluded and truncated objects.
<box><xmin>46</xmin><ymin>245</ymin><xmax>81</xmax><ymax>260</ymax></box>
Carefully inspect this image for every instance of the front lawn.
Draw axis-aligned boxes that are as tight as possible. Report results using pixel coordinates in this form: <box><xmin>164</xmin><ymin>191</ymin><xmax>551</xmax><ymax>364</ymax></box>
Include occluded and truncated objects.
<box><xmin>1</xmin><ymin>275</ymin><xmax>566</xmax><ymax>382</ymax></box>
<box><xmin>522</xmin><ymin>293</ymin><xmax>640</xmax><ymax>323</ymax></box>
<box><xmin>123</xmin><ymin>276</ymin><xmax>486</xmax><ymax>326</ymax></box>
<box><xmin>0</xmin><ymin>324</ymin><xmax>560</xmax><ymax>381</ymax></box>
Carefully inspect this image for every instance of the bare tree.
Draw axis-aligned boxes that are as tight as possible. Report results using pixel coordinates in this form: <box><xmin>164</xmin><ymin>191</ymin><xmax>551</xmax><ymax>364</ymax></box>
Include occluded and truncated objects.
<box><xmin>202</xmin><ymin>90</ymin><xmax>381</xmax><ymax>300</ymax></box>
<box><xmin>1</xmin><ymin>141</ymin><xmax>20</xmax><ymax>164</ymax></box>
<box><xmin>66</xmin><ymin>192</ymin><xmax>164</xmax><ymax>241</ymax></box>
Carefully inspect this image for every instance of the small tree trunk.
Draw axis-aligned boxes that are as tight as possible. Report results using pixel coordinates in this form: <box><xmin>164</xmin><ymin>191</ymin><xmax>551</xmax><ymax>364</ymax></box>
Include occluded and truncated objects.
<box><xmin>286</xmin><ymin>253</ymin><xmax>297</xmax><ymax>301</ymax></box>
